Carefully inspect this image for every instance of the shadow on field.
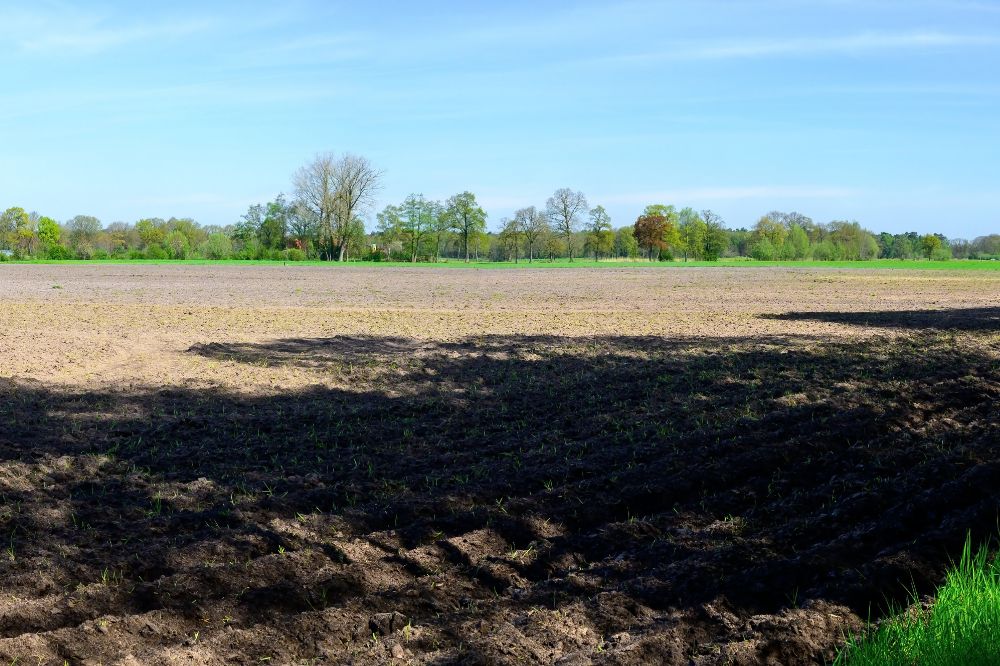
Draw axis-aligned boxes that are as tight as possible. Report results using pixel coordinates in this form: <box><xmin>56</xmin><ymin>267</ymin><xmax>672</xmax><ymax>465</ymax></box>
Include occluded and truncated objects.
<box><xmin>0</xmin><ymin>330</ymin><xmax>998</xmax><ymax>663</ymax></box>
<box><xmin>762</xmin><ymin>305</ymin><xmax>1000</xmax><ymax>331</ymax></box>
<box><xmin>192</xmin><ymin>336</ymin><xmax>440</xmax><ymax>364</ymax></box>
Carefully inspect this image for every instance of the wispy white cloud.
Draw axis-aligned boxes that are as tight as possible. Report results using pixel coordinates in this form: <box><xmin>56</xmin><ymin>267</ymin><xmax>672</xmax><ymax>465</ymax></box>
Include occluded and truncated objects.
<box><xmin>119</xmin><ymin>193</ymin><xmax>235</xmax><ymax>207</ymax></box>
<box><xmin>1</xmin><ymin>7</ymin><xmax>213</xmax><ymax>56</ymax></box>
<box><xmin>600</xmin><ymin>31</ymin><xmax>999</xmax><ymax>65</ymax></box>
<box><xmin>601</xmin><ymin>186</ymin><xmax>860</xmax><ymax>205</ymax></box>
<box><xmin>0</xmin><ymin>80</ymin><xmax>353</xmax><ymax>124</ymax></box>
<box><xmin>218</xmin><ymin>32</ymin><xmax>372</xmax><ymax>70</ymax></box>
<box><xmin>412</xmin><ymin>186</ymin><xmax>860</xmax><ymax>219</ymax></box>
<box><xmin>474</xmin><ymin>194</ymin><xmax>547</xmax><ymax>211</ymax></box>
<box><xmin>28</xmin><ymin>21</ymin><xmax>210</xmax><ymax>54</ymax></box>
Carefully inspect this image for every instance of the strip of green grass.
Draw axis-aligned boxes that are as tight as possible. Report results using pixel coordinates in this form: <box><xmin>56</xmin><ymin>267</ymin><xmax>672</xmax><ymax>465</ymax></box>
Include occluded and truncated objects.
<box><xmin>5</xmin><ymin>258</ymin><xmax>999</xmax><ymax>270</ymax></box>
<box><xmin>836</xmin><ymin>537</ymin><xmax>1000</xmax><ymax>665</ymax></box>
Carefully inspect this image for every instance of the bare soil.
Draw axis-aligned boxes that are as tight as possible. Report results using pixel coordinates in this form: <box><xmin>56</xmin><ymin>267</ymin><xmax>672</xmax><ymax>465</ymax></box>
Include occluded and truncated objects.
<box><xmin>0</xmin><ymin>264</ymin><xmax>997</xmax><ymax>664</ymax></box>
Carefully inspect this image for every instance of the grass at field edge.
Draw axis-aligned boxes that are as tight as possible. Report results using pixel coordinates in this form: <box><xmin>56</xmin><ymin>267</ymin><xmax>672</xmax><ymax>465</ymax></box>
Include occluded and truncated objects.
<box><xmin>835</xmin><ymin>536</ymin><xmax>1000</xmax><ymax>665</ymax></box>
<box><xmin>5</xmin><ymin>258</ymin><xmax>999</xmax><ymax>270</ymax></box>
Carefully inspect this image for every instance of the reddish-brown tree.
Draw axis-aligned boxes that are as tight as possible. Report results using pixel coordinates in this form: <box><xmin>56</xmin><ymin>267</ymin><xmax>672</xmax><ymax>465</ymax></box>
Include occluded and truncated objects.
<box><xmin>634</xmin><ymin>213</ymin><xmax>668</xmax><ymax>260</ymax></box>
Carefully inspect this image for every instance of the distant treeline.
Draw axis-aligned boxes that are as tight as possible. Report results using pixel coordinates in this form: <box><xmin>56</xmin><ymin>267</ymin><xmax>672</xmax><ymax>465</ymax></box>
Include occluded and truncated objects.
<box><xmin>2</xmin><ymin>154</ymin><xmax>997</xmax><ymax>263</ymax></box>
<box><xmin>2</xmin><ymin>201</ymin><xmax>995</xmax><ymax>263</ymax></box>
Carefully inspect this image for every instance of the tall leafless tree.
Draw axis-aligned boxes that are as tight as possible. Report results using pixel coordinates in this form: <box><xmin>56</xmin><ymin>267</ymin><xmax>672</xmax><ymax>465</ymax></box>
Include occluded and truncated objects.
<box><xmin>332</xmin><ymin>154</ymin><xmax>382</xmax><ymax>261</ymax></box>
<box><xmin>293</xmin><ymin>154</ymin><xmax>336</xmax><ymax>259</ymax></box>
<box><xmin>293</xmin><ymin>152</ymin><xmax>381</xmax><ymax>261</ymax></box>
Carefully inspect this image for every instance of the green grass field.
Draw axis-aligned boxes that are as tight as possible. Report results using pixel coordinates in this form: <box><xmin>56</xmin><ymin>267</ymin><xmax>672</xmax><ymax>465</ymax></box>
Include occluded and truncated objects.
<box><xmin>836</xmin><ymin>537</ymin><xmax>1000</xmax><ymax>665</ymax></box>
<box><xmin>6</xmin><ymin>257</ymin><xmax>1000</xmax><ymax>270</ymax></box>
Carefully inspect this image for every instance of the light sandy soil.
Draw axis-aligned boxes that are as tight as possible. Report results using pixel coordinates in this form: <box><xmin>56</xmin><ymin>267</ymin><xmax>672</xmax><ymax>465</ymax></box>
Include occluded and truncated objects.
<box><xmin>2</xmin><ymin>264</ymin><xmax>997</xmax><ymax>391</ymax></box>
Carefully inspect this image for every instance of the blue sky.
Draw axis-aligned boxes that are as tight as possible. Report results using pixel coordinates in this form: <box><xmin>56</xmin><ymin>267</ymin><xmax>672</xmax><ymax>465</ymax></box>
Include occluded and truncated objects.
<box><xmin>1</xmin><ymin>1</ymin><xmax>998</xmax><ymax>237</ymax></box>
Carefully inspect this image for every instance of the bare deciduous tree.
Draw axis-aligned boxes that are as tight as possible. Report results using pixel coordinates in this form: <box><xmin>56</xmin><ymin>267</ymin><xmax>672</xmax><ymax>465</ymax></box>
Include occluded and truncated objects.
<box><xmin>332</xmin><ymin>154</ymin><xmax>382</xmax><ymax>261</ymax></box>
<box><xmin>515</xmin><ymin>206</ymin><xmax>548</xmax><ymax>262</ymax></box>
<box><xmin>545</xmin><ymin>188</ymin><xmax>588</xmax><ymax>261</ymax></box>
<box><xmin>293</xmin><ymin>152</ymin><xmax>381</xmax><ymax>261</ymax></box>
<box><xmin>293</xmin><ymin>154</ymin><xmax>336</xmax><ymax>259</ymax></box>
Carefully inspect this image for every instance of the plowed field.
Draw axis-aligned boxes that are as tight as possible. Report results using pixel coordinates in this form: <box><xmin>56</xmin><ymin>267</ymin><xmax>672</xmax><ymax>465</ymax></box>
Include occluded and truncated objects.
<box><xmin>0</xmin><ymin>264</ymin><xmax>997</xmax><ymax>665</ymax></box>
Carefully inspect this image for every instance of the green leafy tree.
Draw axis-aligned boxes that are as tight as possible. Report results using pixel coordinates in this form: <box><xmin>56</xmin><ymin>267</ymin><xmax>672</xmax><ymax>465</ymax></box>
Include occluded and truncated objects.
<box><xmin>375</xmin><ymin>204</ymin><xmax>404</xmax><ymax>259</ymax></box>
<box><xmin>37</xmin><ymin>216</ymin><xmax>61</xmax><ymax>250</ymax></box>
<box><xmin>677</xmin><ymin>207</ymin><xmax>706</xmax><ymax>261</ymax></box>
<box><xmin>144</xmin><ymin>244</ymin><xmax>168</xmax><ymax>260</ymax></box>
<box><xmin>727</xmin><ymin>228</ymin><xmax>752</xmax><ymax>257</ymax></box>
<box><xmin>877</xmin><ymin>232</ymin><xmax>894</xmax><ymax>259</ymax></box>
<box><xmin>542</xmin><ymin>230</ymin><xmax>565</xmax><ymax>260</ymax></box>
<box><xmin>199</xmin><ymin>233</ymin><xmax>233</xmax><ymax>259</ymax></box>
<box><xmin>970</xmin><ymin>234</ymin><xmax>1000</xmax><ymax>259</ymax></box>
<box><xmin>473</xmin><ymin>230</ymin><xmax>491</xmax><ymax>261</ymax></box>
<box><xmin>104</xmin><ymin>222</ymin><xmax>134</xmax><ymax>256</ymax></box>
<box><xmin>767</xmin><ymin>211</ymin><xmax>813</xmax><ymax>233</ymax></box>
<box><xmin>828</xmin><ymin>221</ymin><xmax>879</xmax><ymax>260</ymax></box>
<box><xmin>0</xmin><ymin>207</ymin><xmax>30</xmax><ymax>251</ymax></box>
<box><xmin>700</xmin><ymin>210</ymin><xmax>727</xmax><ymax>261</ymax></box>
<box><xmin>862</xmin><ymin>234</ymin><xmax>881</xmax><ymax>260</ymax></box>
<box><xmin>885</xmin><ymin>232</ymin><xmax>919</xmax><ymax>259</ymax></box>
<box><xmin>614</xmin><ymin>226</ymin><xmax>639</xmax><ymax>259</ymax></box>
<box><xmin>66</xmin><ymin>215</ymin><xmax>102</xmax><ymax>256</ymax></box>
<box><xmin>46</xmin><ymin>244</ymin><xmax>73</xmax><ymax>259</ymax></box>
<box><xmin>135</xmin><ymin>218</ymin><xmax>167</xmax><ymax>250</ymax></box>
<box><xmin>499</xmin><ymin>216</ymin><xmax>525</xmax><ymax>262</ymax></box>
<box><xmin>287</xmin><ymin>204</ymin><xmax>317</xmax><ymax>257</ymax></box>
<box><xmin>401</xmin><ymin>194</ymin><xmax>436</xmax><ymax>262</ymax></box>
<box><xmin>429</xmin><ymin>203</ymin><xmax>451</xmax><ymax>261</ymax></box>
<box><xmin>168</xmin><ymin>218</ymin><xmax>206</xmax><ymax>246</ymax></box>
<box><xmin>752</xmin><ymin>215</ymin><xmax>787</xmax><ymax>253</ymax></box>
<box><xmin>750</xmin><ymin>237</ymin><xmax>777</xmax><ymax>261</ymax></box>
<box><xmin>811</xmin><ymin>239</ymin><xmax>839</xmax><ymax>260</ymax></box>
<box><xmin>445</xmin><ymin>191</ymin><xmax>487</xmax><ymax>262</ymax></box>
<box><xmin>585</xmin><ymin>205</ymin><xmax>614</xmax><ymax>259</ymax></box>
<box><xmin>259</xmin><ymin>197</ymin><xmax>290</xmax><ymax>249</ymax></box>
<box><xmin>786</xmin><ymin>224</ymin><xmax>810</xmax><ymax>260</ymax></box>
<box><xmin>165</xmin><ymin>231</ymin><xmax>191</xmax><ymax>259</ymax></box>
<box><xmin>233</xmin><ymin>204</ymin><xmax>263</xmax><ymax>252</ymax></box>
<box><xmin>921</xmin><ymin>233</ymin><xmax>943</xmax><ymax>259</ymax></box>
<box><xmin>14</xmin><ymin>226</ymin><xmax>36</xmax><ymax>256</ymax></box>
<box><xmin>343</xmin><ymin>216</ymin><xmax>367</xmax><ymax>261</ymax></box>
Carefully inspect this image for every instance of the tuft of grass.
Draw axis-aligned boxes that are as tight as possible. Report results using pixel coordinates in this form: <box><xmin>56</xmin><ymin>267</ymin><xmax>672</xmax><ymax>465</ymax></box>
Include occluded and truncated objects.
<box><xmin>836</xmin><ymin>536</ymin><xmax>1000</xmax><ymax>665</ymax></box>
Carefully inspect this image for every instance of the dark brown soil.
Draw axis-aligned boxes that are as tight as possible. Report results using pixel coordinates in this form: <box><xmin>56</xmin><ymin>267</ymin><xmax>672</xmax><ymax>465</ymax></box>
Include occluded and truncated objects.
<box><xmin>0</xmin><ymin>302</ymin><xmax>998</xmax><ymax>664</ymax></box>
